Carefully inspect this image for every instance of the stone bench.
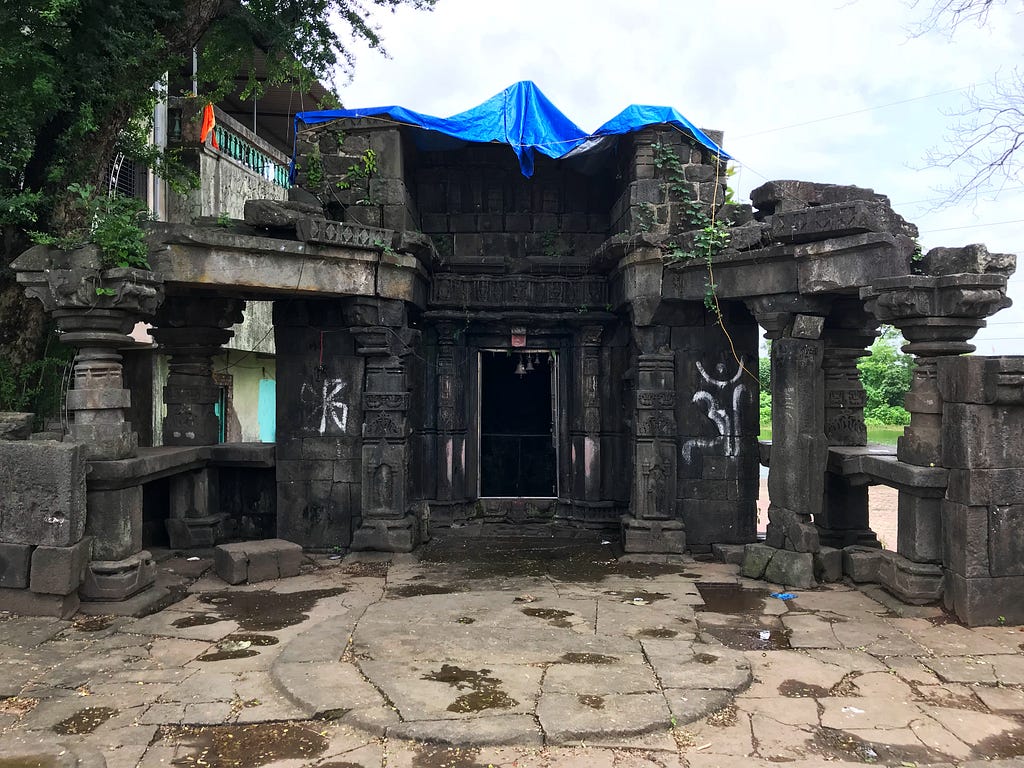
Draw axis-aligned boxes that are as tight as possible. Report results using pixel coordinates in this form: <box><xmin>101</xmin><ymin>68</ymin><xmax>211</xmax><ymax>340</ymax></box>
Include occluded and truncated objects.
<box><xmin>214</xmin><ymin>539</ymin><xmax>303</xmax><ymax>585</ymax></box>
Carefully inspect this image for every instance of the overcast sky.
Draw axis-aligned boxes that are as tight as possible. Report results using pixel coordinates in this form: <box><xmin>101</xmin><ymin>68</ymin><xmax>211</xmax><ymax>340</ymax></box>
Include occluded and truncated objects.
<box><xmin>331</xmin><ymin>0</ymin><xmax>1023</xmax><ymax>353</ymax></box>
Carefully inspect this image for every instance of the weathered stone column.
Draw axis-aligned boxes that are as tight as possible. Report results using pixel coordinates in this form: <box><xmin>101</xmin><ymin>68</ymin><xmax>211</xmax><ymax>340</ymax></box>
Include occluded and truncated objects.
<box><xmin>862</xmin><ymin>244</ymin><xmax>1014</xmax><ymax>603</ymax></box>
<box><xmin>817</xmin><ymin>304</ymin><xmax>880</xmax><ymax>548</ymax></box>
<box><xmin>434</xmin><ymin>322</ymin><xmax>466</xmax><ymax>504</ymax></box>
<box><xmin>747</xmin><ymin>296</ymin><xmax>830</xmax><ymax>555</ymax></box>
<box><xmin>151</xmin><ymin>296</ymin><xmax>245</xmax><ymax>446</ymax></box>
<box><xmin>575</xmin><ymin>324</ymin><xmax>604</xmax><ymax>502</ymax></box>
<box><xmin>622</xmin><ymin>326</ymin><xmax>684</xmax><ymax>553</ymax></box>
<box><xmin>350</xmin><ymin>299</ymin><xmax>421</xmax><ymax>552</ymax></box>
<box><xmin>14</xmin><ymin>245</ymin><xmax>166</xmax><ymax>605</ymax></box>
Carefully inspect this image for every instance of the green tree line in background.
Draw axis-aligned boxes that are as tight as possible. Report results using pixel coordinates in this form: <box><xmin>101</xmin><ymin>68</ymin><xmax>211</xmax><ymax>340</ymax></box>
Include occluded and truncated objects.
<box><xmin>759</xmin><ymin>326</ymin><xmax>914</xmax><ymax>427</ymax></box>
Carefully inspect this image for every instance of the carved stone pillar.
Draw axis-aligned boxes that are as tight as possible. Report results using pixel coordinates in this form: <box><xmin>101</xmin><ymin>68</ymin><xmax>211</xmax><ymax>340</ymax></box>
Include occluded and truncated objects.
<box><xmin>862</xmin><ymin>249</ymin><xmax>1014</xmax><ymax>604</ymax></box>
<box><xmin>622</xmin><ymin>326</ymin><xmax>684</xmax><ymax>553</ymax></box>
<box><xmin>577</xmin><ymin>325</ymin><xmax>604</xmax><ymax>502</ymax></box>
<box><xmin>747</xmin><ymin>296</ymin><xmax>830</xmax><ymax>555</ymax></box>
<box><xmin>435</xmin><ymin>322</ymin><xmax>465</xmax><ymax>503</ymax></box>
<box><xmin>15</xmin><ymin>247</ymin><xmax>164</xmax><ymax>460</ymax></box>
<box><xmin>151</xmin><ymin>296</ymin><xmax>245</xmax><ymax>446</ymax></box>
<box><xmin>818</xmin><ymin>306</ymin><xmax>880</xmax><ymax>548</ymax></box>
<box><xmin>14</xmin><ymin>245</ymin><xmax>166</xmax><ymax>604</ymax></box>
<box><xmin>350</xmin><ymin>305</ymin><xmax>420</xmax><ymax>552</ymax></box>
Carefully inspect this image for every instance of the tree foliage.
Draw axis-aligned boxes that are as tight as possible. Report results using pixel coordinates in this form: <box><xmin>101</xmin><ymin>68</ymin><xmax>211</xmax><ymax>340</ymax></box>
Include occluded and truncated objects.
<box><xmin>0</xmin><ymin>0</ymin><xmax>436</xmax><ymax>242</ymax></box>
<box><xmin>858</xmin><ymin>326</ymin><xmax>914</xmax><ymax>424</ymax></box>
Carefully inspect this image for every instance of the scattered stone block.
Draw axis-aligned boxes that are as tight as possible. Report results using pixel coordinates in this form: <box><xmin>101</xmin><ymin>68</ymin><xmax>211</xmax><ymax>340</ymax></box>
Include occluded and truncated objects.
<box><xmin>29</xmin><ymin>537</ymin><xmax>91</xmax><ymax>595</ymax></box>
<box><xmin>0</xmin><ymin>440</ymin><xmax>86</xmax><ymax>547</ymax></box>
<box><xmin>0</xmin><ymin>542</ymin><xmax>32</xmax><ymax>589</ymax></box>
<box><xmin>0</xmin><ymin>586</ymin><xmax>79</xmax><ymax>619</ymax></box>
<box><xmin>80</xmin><ymin>551</ymin><xmax>156</xmax><ymax>601</ymax></box>
<box><xmin>763</xmin><ymin>549</ymin><xmax>815</xmax><ymax>588</ymax></box>
<box><xmin>740</xmin><ymin>543</ymin><xmax>775</xmax><ymax>579</ymax></box>
<box><xmin>813</xmin><ymin>546</ymin><xmax>843</xmax><ymax>583</ymax></box>
<box><xmin>215</xmin><ymin>539</ymin><xmax>303</xmax><ymax>585</ymax></box>
<box><xmin>0</xmin><ymin>412</ymin><xmax>33</xmax><ymax>440</ymax></box>
<box><xmin>712</xmin><ymin>543</ymin><xmax>746</xmax><ymax>566</ymax></box>
<box><xmin>843</xmin><ymin>545</ymin><xmax>882</xmax><ymax>583</ymax></box>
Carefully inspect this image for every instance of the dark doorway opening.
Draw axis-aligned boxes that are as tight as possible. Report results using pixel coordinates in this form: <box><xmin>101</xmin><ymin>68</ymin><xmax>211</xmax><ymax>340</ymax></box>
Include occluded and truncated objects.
<box><xmin>480</xmin><ymin>350</ymin><xmax>557</xmax><ymax>497</ymax></box>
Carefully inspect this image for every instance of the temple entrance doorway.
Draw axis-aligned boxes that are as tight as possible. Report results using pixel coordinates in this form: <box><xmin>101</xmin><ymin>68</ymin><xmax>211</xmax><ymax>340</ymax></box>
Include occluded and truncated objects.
<box><xmin>478</xmin><ymin>349</ymin><xmax>558</xmax><ymax>498</ymax></box>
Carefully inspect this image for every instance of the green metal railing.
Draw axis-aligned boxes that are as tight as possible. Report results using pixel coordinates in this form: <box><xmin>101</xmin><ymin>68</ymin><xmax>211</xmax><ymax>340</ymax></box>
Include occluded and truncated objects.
<box><xmin>212</xmin><ymin>124</ymin><xmax>291</xmax><ymax>189</ymax></box>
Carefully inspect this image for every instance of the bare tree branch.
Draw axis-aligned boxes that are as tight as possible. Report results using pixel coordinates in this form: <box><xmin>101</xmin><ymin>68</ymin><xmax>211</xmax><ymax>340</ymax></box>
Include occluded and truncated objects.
<box><xmin>922</xmin><ymin>69</ymin><xmax>1024</xmax><ymax>205</ymax></box>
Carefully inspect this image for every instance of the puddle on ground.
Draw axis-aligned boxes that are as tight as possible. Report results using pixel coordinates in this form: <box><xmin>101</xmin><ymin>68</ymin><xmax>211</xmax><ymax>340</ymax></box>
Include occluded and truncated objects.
<box><xmin>411</xmin><ymin>745</ymin><xmax>486</xmax><ymax>768</ymax></box>
<box><xmin>608</xmin><ymin>590</ymin><xmax>671</xmax><ymax>603</ymax></box>
<box><xmin>694</xmin><ymin>653</ymin><xmax>720</xmax><ymax>664</ymax></box>
<box><xmin>637</xmin><ymin>627</ymin><xmax>678</xmax><ymax>638</ymax></box>
<box><xmin>197</xmin><ymin>633</ymin><xmax>279</xmax><ymax>662</ymax></box>
<box><xmin>160</xmin><ymin>723</ymin><xmax>327</xmax><ymax>768</ymax></box>
<box><xmin>419</xmin><ymin>540</ymin><xmax>690</xmax><ymax>582</ymax></box>
<box><xmin>223</xmin><ymin>633</ymin><xmax>278</xmax><ymax>646</ymax></box>
<box><xmin>198</xmin><ymin>588</ymin><xmax>347</xmax><ymax>631</ymax></box>
<box><xmin>811</xmin><ymin>726</ymin><xmax>954</xmax><ymax>764</ymax></box>
<box><xmin>778</xmin><ymin>679</ymin><xmax>831</xmax><ymax>698</ymax></box>
<box><xmin>172</xmin><ymin>614</ymin><xmax>225</xmax><ymax>629</ymax></box>
<box><xmin>388</xmin><ymin>583</ymin><xmax>461</xmax><ymax>598</ymax></box>
<box><xmin>696</xmin><ymin>582</ymin><xmax>770</xmax><ymax>614</ymax></box>
<box><xmin>341</xmin><ymin>561</ymin><xmax>389</xmax><ymax>578</ymax></box>
<box><xmin>578</xmin><ymin>694</ymin><xmax>605</xmax><ymax>709</ymax></box>
<box><xmin>521</xmin><ymin>607</ymin><xmax>574</xmax><ymax>628</ymax></box>
<box><xmin>71</xmin><ymin>615</ymin><xmax>115</xmax><ymax>632</ymax></box>
<box><xmin>52</xmin><ymin>706</ymin><xmax>117</xmax><ymax>735</ymax></box>
<box><xmin>702</xmin><ymin>622</ymin><xmax>792</xmax><ymax>650</ymax></box>
<box><xmin>313</xmin><ymin>707</ymin><xmax>350</xmax><ymax>721</ymax></box>
<box><xmin>560</xmin><ymin>652</ymin><xmax>619</xmax><ymax>664</ymax></box>
<box><xmin>455</xmin><ymin>616</ymin><xmax>475</xmax><ymax>624</ymax></box>
<box><xmin>422</xmin><ymin>664</ymin><xmax>518</xmax><ymax>713</ymax></box>
<box><xmin>196</xmin><ymin>649</ymin><xmax>260</xmax><ymax>662</ymax></box>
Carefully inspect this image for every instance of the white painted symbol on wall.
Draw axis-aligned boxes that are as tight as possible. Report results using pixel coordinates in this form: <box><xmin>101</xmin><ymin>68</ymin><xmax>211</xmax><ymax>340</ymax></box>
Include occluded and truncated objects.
<box><xmin>303</xmin><ymin>378</ymin><xmax>349</xmax><ymax>435</ymax></box>
<box><xmin>682</xmin><ymin>359</ymin><xmax>747</xmax><ymax>461</ymax></box>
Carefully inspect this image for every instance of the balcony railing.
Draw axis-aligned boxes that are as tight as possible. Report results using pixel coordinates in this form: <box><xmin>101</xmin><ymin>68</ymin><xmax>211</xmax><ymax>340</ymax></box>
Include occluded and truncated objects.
<box><xmin>212</xmin><ymin>122</ymin><xmax>291</xmax><ymax>189</ymax></box>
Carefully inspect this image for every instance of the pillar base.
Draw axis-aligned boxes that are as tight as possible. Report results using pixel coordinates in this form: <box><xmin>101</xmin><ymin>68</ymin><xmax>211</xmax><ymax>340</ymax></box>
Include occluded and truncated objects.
<box><xmin>620</xmin><ymin>515</ymin><xmax>686</xmax><ymax>554</ymax></box>
<box><xmin>351</xmin><ymin>516</ymin><xmax>420</xmax><ymax>553</ymax></box>
<box><xmin>842</xmin><ymin>547</ymin><xmax>942</xmax><ymax>605</ymax></box>
<box><xmin>79</xmin><ymin>551</ymin><xmax>156</xmax><ymax>601</ymax></box>
<box><xmin>166</xmin><ymin>514</ymin><xmax>228</xmax><ymax>549</ymax></box>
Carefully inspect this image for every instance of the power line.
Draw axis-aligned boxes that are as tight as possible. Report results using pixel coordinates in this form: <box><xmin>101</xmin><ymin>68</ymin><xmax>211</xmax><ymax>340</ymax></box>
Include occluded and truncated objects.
<box><xmin>732</xmin><ymin>83</ymin><xmax>984</xmax><ymax>140</ymax></box>
<box><xmin>919</xmin><ymin>218</ymin><xmax>1024</xmax><ymax>234</ymax></box>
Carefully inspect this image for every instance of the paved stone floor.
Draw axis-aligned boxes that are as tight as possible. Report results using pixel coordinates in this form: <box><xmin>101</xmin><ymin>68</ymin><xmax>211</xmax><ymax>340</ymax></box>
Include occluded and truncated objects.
<box><xmin>1</xmin><ymin>539</ymin><xmax>1023</xmax><ymax>768</ymax></box>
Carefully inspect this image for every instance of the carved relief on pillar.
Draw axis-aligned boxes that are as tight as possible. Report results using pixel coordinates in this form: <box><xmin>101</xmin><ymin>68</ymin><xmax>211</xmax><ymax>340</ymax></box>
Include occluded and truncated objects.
<box><xmin>14</xmin><ymin>246</ymin><xmax>166</xmax><ymax>460</ymax></box>
<box><xmin>351</xmin><ymin>311</ymin><xmax>420</xmax><ymax>551</ymax></box>
<box><xmin>151</xmin><ymin>296</ymin><xmax>245</xmax><ymax>446</ymax></box>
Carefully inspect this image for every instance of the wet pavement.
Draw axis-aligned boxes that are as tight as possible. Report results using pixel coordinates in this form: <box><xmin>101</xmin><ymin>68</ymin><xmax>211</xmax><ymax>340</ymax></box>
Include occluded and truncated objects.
<box><xmin>0</xmin><ymin>538</ymin><xmax>1023</xmax><ymax>768</ymax></box>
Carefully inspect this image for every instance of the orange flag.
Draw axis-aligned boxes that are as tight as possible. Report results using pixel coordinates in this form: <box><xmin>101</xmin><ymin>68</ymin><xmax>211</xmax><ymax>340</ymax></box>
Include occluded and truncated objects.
<box><xmin>200</xmin><ymin>103</ymin><xmax>219</xmax><ymax>149</ymax></box>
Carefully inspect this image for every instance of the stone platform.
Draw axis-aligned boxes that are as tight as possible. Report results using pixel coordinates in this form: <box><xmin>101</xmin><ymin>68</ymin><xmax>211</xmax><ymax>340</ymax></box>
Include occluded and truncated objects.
<box><xmin>1</xmin><ymin>540</ymin><xmax>1023</xmax><ymax>768</ymax></box>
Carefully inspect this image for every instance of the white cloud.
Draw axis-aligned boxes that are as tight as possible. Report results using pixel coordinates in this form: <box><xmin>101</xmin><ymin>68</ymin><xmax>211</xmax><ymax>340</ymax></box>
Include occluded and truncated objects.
<box><xmin>330</xmin><ymin>0</ymin><xmax>1024</xmax><ymax>351</ymax></box>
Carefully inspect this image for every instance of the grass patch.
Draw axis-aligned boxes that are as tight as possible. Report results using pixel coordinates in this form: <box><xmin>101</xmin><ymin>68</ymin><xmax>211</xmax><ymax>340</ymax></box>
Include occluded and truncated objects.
<box><xmin>758</xmin><ymin>423</ymin><xmax>903</xmax><ymax>446</ymax></box>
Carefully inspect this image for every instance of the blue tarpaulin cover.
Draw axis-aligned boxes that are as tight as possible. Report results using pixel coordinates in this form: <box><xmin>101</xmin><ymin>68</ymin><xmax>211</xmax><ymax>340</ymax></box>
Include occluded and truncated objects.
<box><xmin>292</xmin><ymin>81</ymin><xmax>729</xmax><ymax>180</ymax></box>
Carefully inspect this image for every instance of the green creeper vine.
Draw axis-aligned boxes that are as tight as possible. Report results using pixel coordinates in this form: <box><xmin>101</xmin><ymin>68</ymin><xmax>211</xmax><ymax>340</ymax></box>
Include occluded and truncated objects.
<box><xmin>336</xmin><ymin>148</ymin><xmax>378</xmax><ymax>205</ymax></box>
<box><xmin>651</xmin><ymin>142</ymin><xmax>731</xmax><ymax>316</ymax></box>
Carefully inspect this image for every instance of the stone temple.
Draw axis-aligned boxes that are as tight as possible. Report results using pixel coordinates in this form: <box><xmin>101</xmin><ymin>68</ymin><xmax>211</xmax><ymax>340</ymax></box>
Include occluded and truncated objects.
<box><xmin>2</xmin><ymin>83</ymin><xmax>1021</xmax><ymax>626</ymax></box>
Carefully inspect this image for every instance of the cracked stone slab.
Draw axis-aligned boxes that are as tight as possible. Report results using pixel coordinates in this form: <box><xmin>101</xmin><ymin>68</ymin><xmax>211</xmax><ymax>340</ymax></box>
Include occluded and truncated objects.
<box><xmin>543</xmin><ymin>663</ymin><xmax>659</xmax><ymax>695</ymax></box>
<box><xmin>644</xmin><ymin>641</ymin><xmax>751</xmax><ymax>691</ymax></box>
<box><xmin>358</xmin><ymin>660</ymin><xmax>542</xmax><ymax>721</ymax></box>
<box><xmin>537</xmin><ymin>691</ymin><xmax>671</xmax><ymax>745</ymax></box>
<box><xmin>271</xmin><ymin>660</ymin><xmax>386</xmax><ymax>716</ymax></box>
<box><xmin>388</xmin><ymin>714</ymin><xmax>543</xmax><ymax>746</ymax></box>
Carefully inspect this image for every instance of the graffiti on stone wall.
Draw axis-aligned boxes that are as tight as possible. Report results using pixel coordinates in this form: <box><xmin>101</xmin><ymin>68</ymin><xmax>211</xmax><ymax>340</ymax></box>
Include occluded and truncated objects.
<box><xmin>682</xmin><ymin>359</ymin><xmax>748</xmax><ymax>462</ymax></box>
<box><xmin>302</xmin><ymin>378</ymin><xmax>349</xmax><ymax>435</ymax></box>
